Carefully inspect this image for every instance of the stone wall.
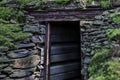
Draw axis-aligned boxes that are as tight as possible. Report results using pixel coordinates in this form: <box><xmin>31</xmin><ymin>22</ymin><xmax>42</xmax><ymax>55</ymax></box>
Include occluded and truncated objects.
<box><xmin>0</xmin><ymin>14</ymin><xmax>46</xmax><ymax>80</ymax></box>
<box><xmin>81</xmin><ymin>8</ymin><xmax>120</xmax><ymax>80</ymax></box>
<box><xmin>1</xmin><ymin>0</ymin><xmax>120</xmax><ymax>80</ymax></box>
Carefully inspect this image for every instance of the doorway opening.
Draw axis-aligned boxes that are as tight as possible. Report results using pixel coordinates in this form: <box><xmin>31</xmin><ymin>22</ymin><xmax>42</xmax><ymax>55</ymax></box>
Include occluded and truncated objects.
<box><xmin>48</xmin><ymin>21</ymin><xmax>81</xmax><ymax>80</ymax></box>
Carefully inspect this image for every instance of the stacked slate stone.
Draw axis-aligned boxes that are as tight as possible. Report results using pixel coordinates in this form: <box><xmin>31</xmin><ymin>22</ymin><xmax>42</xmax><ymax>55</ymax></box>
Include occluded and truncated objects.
<box><xmin>81</xmin><ymin>8</ymin><xmax>120</xmax><ymax>80</ymax></box>
<box><xmin>0</xmin><ymin>14</ymin><xmax>46</xmax><ymax>80</ymax></box>
<box><xmin>81</xmin><ymin>20</ymin><xmax>93</xmax><ymax>80</ymax></box>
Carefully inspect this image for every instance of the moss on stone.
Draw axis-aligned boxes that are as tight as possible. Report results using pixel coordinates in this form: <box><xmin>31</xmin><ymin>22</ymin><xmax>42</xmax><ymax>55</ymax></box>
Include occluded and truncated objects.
<box><xmin>0</xmin><ymin>35</ymin><xmax>14</xmax><ymax>48</ymax></box>
<box><xmin>0</xmin><ymin>24</ymin><xmax>30</xmax><ymax>48</ymax></box>
<box><xmin>0</xmin><ymin>0</ymin><xmax>8</xmax><ymax>6</ymax></box>
<box><xmin>0</xmin><ymin>7</ymin><xmax>25</xmax><ymax>22</ymax></box>
<box><xmin>100</xmin><ymin>0</ymin><xmax>110</xmax><ymax>9</ymax></box>
<box><xmin>110</xmin><ymin>14</ymin><xmax>120</xmax><ymax>24</ymax></box>
<box><xmin>106</xmin><ymin>29</ymin><xmax>120</xmax><ymax>41</ymax></box>
<box><xmin>16</xmin><ymin>0</ymin><xmax>43</xmax><ymax>9</ymax></box>
<box><xmin>52</xmin><ymin>0</ymin><xmax>69</xmax><ymax>4</ymax></box>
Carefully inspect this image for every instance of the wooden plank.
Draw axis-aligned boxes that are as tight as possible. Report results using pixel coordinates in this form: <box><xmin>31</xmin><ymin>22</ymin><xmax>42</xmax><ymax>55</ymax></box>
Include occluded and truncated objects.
<box><xmin>28</xmin><ymin>8</ymin><xmax>105</xmax><ymax>21</ymax></box>
<box><xmin>50</xmin><ymin>62</ymin><xmax>80</xmax><ymax>75</ymax></box>
<box><xmin>50</xmin><ymin>70</ymin><xmax>80</xmax><ymax>80</ymax></box>
<box><xmin>51</xmin><ymin>53</ymin><xmax>80</xmax><ymax>62</ymax></box>
<box><xmin>51</xmin><ymin>45</ymin><xmax>79</xmax><ymax>55</ymax></box>
<box><xmin>40</xmin><ymin>70</ymin><xmax>80</xmax><ymax>80</ymax></box>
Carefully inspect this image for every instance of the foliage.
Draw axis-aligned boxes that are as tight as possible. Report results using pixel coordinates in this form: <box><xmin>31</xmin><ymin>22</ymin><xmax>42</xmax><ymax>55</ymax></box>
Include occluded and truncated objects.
<box><xmin>0</xmin><ymin>24</ymin><xmax>30</xmax><ymax>48</ymax></box>
<box><xmin>89</xmin><ymin>48</ymin><xmax>110</xmax><ymax>76</ymax></box>
<box><xmin>82</xmin><ymin>0</ymin><xmax>110</xmax><ymax>8</ymax></box>
<box><xmin>106</xmin><ymin>29</ymin><xmax>120</xmax><ymax>41</ymax></box>
<box><xmin>0</xmin><ymin>7</ymin><xmax>25</xmax><ymax>22</ymax></box>
<box><xmin>52</xmin><ymin>0</ymin><xmax>69</xmax><ymax>4</ymax></box>
<box><xmin>110</xmin><ymin>14</ymin><xmax>120</xmax><ymax>24</ymax></box>
<box><xmin>16</xmin><ymin>0</ymin><xmax>43</xmax><ymax>9</ymax></box>
<box><xmin>100</xmin><ymin>0</ymin><xmax>110</xmax><ymax>9</ymax></box>
<box><xmin>88</xmin><ymin>48</ymin><xmax>120</xmax><ymax>80</ymax></box>
<box><xmin>0</xmin><ymin>35</ymin><xmax>14</xmax><ymax>48</ymax></box>
<box><xmin>0</xmin><ymin>0</ymin><xmax>8</xmax><ymax>6</ymax></box>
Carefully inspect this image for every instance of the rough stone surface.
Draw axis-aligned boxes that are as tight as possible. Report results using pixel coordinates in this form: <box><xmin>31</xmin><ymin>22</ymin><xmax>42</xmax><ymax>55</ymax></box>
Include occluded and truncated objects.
<box><xmin>7</xmin><ymin>49</ymin><xmax>30</xmax><ymax>59</ymax></box>
<box><xmin>1</xmin><ymin>1</ymin><xmax>120</xmax><ymax>80</ymax></box>
<box><xmin>12</xmin><ymin>55</ymin><xmax>40</xmax><ymax>69</ymax></box>
<box><xmin>17</xmin><ymin>43</ymin><xmax>35</xmax><ymax>49</ymax></box>
<box><xmin>9</xmin><ymin>70</ymin><xmax>33</xmax><ymax>79</ymax></box>
<box><xmin>0</xmin><ymin>9</ymin><xmax>46</xmax><ymax>80</ymax></box>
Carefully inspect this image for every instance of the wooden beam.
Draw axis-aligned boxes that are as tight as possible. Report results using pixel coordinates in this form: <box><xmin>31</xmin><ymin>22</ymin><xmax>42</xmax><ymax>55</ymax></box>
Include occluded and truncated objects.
<box><xmin>44</xmin><ymin>22</ymin><xmax>51</xmax><ymax>80</ymax></box>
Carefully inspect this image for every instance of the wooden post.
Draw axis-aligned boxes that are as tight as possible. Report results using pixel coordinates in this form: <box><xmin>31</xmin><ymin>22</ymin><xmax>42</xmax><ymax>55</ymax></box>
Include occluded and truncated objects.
<box><xmin>44</xmin><ymin>22</ymin><xmax>51</xmax><ymax>80</ymax></box>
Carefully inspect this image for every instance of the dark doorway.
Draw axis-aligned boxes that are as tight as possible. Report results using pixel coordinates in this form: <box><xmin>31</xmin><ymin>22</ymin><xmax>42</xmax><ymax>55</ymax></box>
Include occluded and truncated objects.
<box><xmin>49</xmin><ymin>21</ymin><xmax>81</xmax><ymax>80</ymax></box>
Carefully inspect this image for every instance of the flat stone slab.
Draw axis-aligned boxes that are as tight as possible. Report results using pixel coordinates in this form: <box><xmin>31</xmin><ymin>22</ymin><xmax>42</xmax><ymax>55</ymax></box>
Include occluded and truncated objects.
<box><xmin>0</xmin><ymin>74</ymin><xmax>6</xmax><ymax>79</ymax></box>
<box><xmin>0</xmin><ymin>46</ymin><xmax>9</xmax><ymax>52</ymax></box>
<box><xmin>23</xmin><ymin>25</ymin><xmax>40</xmax><ymax>34</ymax></box>
<box><xmin>7</xmin><ymin>49</ymin><xmax>30</xmax><ymax>59</ymax></box>
<box><xmin>10</xmin><ymin>70</ymin><xmax>33</xmax><ymax>79</ymax></box>
<box><xmin>0</xmin><ymin>56</ymin><xmax>14</xmax><ymax>63</ymax></box>
<box><xmin>17</xmin><ymin>43</ymin><xmax>35</xmax><ymax>49</ymax></box>
<box><xmin>12</xmin><ymin>55</ymin><xmax>40</xmax><ymax>69</ymax></box>
<box><xmin>31</xmin><ymin>36</ymin><xmax>41</xmax><ymax>43</ymax></box>
<box><xmin>0</xmin><ymin>64</ymin><xmax>9</xmax><ymax>69</ymax></box>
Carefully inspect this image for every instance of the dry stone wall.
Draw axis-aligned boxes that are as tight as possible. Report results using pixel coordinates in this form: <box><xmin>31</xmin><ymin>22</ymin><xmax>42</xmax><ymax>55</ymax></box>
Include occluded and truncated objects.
<box><xmin>1</xmin><ymin>0</ymin><xmax>120</xmax><ymax>80</ymax></box>
<box><xmin>81</xmin><ymin>8</ymin><xmax>120</xmax><ymax>80</ymax></box>
<box><xmin>0</xmin><ymin>14</ymin><xmax>46</xmax><ymax>80</ymax></box>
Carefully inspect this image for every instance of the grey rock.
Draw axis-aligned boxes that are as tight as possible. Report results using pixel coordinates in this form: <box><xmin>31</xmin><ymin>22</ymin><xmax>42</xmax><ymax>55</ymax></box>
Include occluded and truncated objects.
<box><xmin>23</xmin><ymin>25</ymin><xmax>40</xmax><ymax>33</ymax></box>
<box><xmin>1</xmin><ymin>67</ymin><xmax>13</xmax><ymax>75</ymax></box>
<box><xmin>0</xmin><ymin>47</ymin><xmax>9</xmax><ymax>52</ymax></box>
<box><xmin>39</xmin><ymin>25</ymin><xmax>46</xmax><ymax>34</ymax></box>
<box><xmin>0</xmin><ymin>64</ymin><xmax>9</xmax><ymax>69</ymax></box>
<box><xmin>0</xmin><ymin>74</ymin><xmax>6</xmax><ymax>79</ymax></box>
<box><xmin>31</xmin><ymin>36</ymin><xmax>41</xmax><ymax>43</ymax></box>
<box><xmin>0</xmin><ymin>56</ymin><xmax>14</xmax><ymax>63</ymax></box>
<box><xmin>83</xmin><ymin>57</ymin><xmax>91</xmax><ymax>64</ymax></box>
<box><xmin>92</xmin><ymin>21</ymin><xmax>103</xmax><ymax>26</ymax></box>
<box><xmin>95</xmin><ymin>15</ymin><xmax>103</xmax><ymax>20</ymax></box>
<box><xmin>102</xmin><ymin>11</ymin><xmax>109</xmax><ymax>16</ymax></box>
<box><xmin>10</xmin><ymin>70</ymin><xmax>33</xmax><ymax>79</ymax></box>
<box><xmin>5</xmin><ymin>3</ymin><xmax>18</xmax><ymax>8</ymax></box>
<box><xmin>17</xmin><ymin>43</ymin><xmax>35</xmax><ymax>49</ymax></box>
<box><xmin>81</xmin><ymin>68</ymin><xmax>87</xmax><ymax>75</ymax></box>
<box><xmin>12</xmin><ymin>55</ymin><xmax>40</xmax><ymax>69</ymax></box>
<box><xmin>7</xmin><ymin>49</ymin><xmax>30</xmax><ymax>59</ymax></box>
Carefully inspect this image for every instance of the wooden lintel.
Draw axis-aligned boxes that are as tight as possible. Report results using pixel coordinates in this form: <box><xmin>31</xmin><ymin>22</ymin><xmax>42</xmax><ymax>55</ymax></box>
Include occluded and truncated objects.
<box><xmin>28</xmin><ymin>8</ymin><xmax>105</xmax><ymax>21</ymax></box>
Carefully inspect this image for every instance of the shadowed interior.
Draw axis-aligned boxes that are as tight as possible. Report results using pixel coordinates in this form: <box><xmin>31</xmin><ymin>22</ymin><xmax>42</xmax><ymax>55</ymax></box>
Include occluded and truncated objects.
<box><xmin>50</xmin><ymin>21</ymin><xmax>81</xmax><ymax>80</ymax></box>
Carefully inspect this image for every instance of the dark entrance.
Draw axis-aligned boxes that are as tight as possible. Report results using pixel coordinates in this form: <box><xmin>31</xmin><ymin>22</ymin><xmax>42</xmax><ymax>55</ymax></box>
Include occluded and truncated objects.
<box><xmin>46</xmin><ymin>21</ymin><xmax>81</xmax><ymax>80</ymax></box>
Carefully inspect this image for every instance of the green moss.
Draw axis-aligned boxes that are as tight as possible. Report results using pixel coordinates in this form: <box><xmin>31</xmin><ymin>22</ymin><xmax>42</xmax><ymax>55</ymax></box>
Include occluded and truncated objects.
<box><xmin>88</xmin><ymin>47</ymin><xmax>120</xmax><ymax>80</ymax></box>
<box><xmin>52</xmin><ymin>0</ymin><xmax>69</xmax><ymax>4</ymax></box>
<box><xmin>83</xmin><ymin>0</ymin><xmax>110</xmax><ymax>8</ymax></box>
<box><xmin>91</xmin><ymin>49</ymin><xmax>109</xmax><ymax>63</ymax></box>
<box><xmin>0</xmin><ymin>7</ymin><xmax>25</xmax><ymax>22</ymax></box>
<box><xmin>0</xmin><ymin>19</ymin><xmax>9</xmax><ymax>23</ymax></box>
<box><xmin>106</xmin><ymin>29</ymin><xmax>120</xmax><ymax>41</ymax></box>
<box><xmin>110</xmin><ymin>14</ymin><xmax>120</xmax><ymax>24</ymax></box>
<box><xmin>88</xmin><ymin>60</ymin><xmax>120</xmax><ymax>80</ymax></box>
<box><xmin>0</xmin><ymin>35</ymin><xmax>14</xmax><ymax>48</ymax></box>
<box><xmin>16</xmin><ymin>0</ymin><xmax>43</xmax><ymax>9</ymax></box>
<box><xmin>100</xmin><ymin>0</ymin><xmax>110</xmax><ymax>9</ymax></box>
<box><xmin>16</xmin><ymin>0</ymin><xmax>33</xmax><ymax>8</ymax></box>
<box><xmin>89</xmin><ymin>48</ymin><xmax>110</xmax><ymax>76</ymax></box>
<box><xmin>0</xmin><ymin>24</ymin><xmax>30</xmax><ymax>48</ymax></box>
<box><xmin>0</xmin><ymin>0</ymin><xmax>8</xmax><ymax>6</ymax></box>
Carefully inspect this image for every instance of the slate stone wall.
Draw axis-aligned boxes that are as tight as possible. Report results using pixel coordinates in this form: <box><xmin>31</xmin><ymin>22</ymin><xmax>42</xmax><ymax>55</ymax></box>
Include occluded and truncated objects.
<box><xmin>1</xmin><ymin>0</ymin><xmax>120</xmax><ymax>80</ymax></box>
<box><xmin>81</xmin><ymin>8</ymin><xmax>120</xmax><ymax>80</ymax></box>
<box><xmin>0</xmin><ymin>14</ymin><xmax>46</xmax><ymax>80</ymax></box>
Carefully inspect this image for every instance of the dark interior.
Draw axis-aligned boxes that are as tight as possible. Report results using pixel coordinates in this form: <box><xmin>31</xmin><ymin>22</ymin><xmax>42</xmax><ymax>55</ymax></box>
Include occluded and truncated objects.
<box><xmin>50</xmin><ymin>21</ymin><xmax>81</xmax><ymax>80</ymax></box>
